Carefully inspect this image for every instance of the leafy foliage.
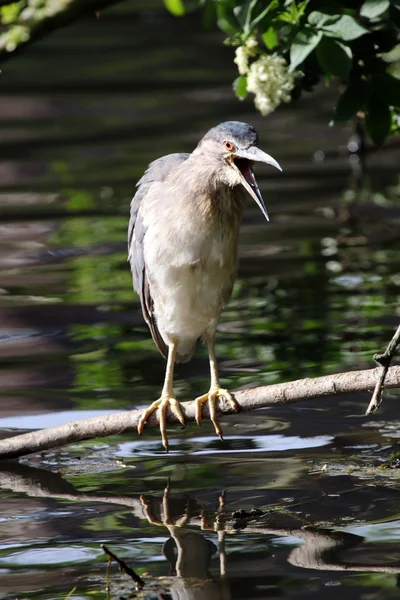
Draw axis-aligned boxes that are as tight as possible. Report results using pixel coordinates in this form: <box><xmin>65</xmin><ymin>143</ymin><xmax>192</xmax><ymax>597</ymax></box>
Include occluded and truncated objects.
<box><xmin>164</xmin><ymin>0</ymin><xmax>400</xmax><ymax>147</ymax></box>
<box><xmin>0</xmin><ymin>0</ymin><xmax>398</xmax><ymax>146</ymax></box>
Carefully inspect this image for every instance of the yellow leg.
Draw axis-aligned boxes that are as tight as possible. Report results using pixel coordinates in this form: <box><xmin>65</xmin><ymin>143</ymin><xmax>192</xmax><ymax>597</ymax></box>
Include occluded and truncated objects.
<box><xmin>140</xmin><ymin>480</ymin><xmax>190</xmax><ymax>528</ymax></box>
<box><xmin>194</xmin><ymin>335</ymin><xmax>238</xmax><ymax>439</ymax></box>
<box><xmin>137</xmin><ymin>342</ymin><xmax>185</xmax><ymax>451</ymax></box>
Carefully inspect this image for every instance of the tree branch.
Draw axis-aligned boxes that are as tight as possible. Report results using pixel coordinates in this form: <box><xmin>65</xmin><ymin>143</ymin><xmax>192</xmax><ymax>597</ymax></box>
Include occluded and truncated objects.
<box><xmin>0</xmin><ymin>365</ymin><xmax>399</xmax><ymax>460</ymax></box>
<box><xmin>366</xmin><ymin>324</ymin><xmax>400</xmax><ymax>415</ymax></box>
<box><xmin>0</xmin><ymin>0</ymin><xmax>125</xmax><ymax>65</ymax></box>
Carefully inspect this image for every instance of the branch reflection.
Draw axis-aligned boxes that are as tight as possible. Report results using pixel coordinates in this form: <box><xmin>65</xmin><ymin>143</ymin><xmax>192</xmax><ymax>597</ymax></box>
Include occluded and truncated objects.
<box><xmin>1</xmin><ymin>461</ymin><xmax>400</xmax><ymax>600</ymax></box>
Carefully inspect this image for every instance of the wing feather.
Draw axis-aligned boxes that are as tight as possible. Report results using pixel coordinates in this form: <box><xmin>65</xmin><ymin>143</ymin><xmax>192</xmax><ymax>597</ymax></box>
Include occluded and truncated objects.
<box><xmin>128</xmin><ymin>153</ymin><xmax>190</xmax><ymax>358</ymax></box>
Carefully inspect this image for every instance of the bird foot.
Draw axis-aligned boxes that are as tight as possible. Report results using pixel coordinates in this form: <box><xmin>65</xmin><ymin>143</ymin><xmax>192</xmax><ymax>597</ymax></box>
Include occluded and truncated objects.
<box><xmin>137</xmin><ymin>394</ymin><xmax>185</xmax><ymax>451</ymax></box>
<box><xmin>140</xmin><ymin>480</ymin><xmax>190</xmax><ymax>528</ymax></box>
<box><xmin>194</xmin><ymin>387</ymin><xmax>238</xmax><ymax>439</ymax></box>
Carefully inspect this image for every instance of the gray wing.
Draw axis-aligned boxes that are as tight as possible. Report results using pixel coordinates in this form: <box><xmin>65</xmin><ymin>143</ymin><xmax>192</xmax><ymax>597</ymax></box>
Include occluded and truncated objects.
<box><xmin>128</xmin><ymin>152</ymin><xmax>190</xmax><ymax>359</ymax></box>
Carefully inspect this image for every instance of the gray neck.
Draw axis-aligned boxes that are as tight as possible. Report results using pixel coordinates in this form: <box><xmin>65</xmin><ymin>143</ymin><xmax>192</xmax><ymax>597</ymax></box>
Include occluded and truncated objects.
<box><xmin>178</xmin><ymin>155</ymin><xmax>246</xmax><ymax>224</ymax></box>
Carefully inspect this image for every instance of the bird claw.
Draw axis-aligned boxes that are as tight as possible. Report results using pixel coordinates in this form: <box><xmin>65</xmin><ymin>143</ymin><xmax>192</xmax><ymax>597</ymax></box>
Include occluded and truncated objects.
<box><xmin>137</xmin><ymin>394</ymin><xmax>185</xmax><ymax>451</ymax></box>
<box><xmin>140</xmin><ymin>480</ymin><xmax>190</xmax><ymax>528</ymax></box>
<box><xmin>194</xmin><ymin>387</ymin><xmax>238</xmax><ymax>439</ymax></box>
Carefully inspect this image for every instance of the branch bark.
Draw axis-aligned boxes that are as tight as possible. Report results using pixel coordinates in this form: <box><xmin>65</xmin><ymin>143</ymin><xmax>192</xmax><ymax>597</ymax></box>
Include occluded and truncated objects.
<box><xmin>0</xmin><ymin>365</ymin><xmax>399</xmax><ymax>460</ymax></box>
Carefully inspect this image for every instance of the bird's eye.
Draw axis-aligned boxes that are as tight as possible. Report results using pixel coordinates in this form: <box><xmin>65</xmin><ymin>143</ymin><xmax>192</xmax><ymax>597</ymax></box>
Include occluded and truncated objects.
<box><xmin>224</xmin><ymin>141</ymin><xmax>235</xmax><ymax>152</ymax></box>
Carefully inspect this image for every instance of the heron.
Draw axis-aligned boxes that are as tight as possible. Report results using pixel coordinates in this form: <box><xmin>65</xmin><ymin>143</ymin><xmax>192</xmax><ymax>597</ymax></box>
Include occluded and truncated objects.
<box><xmin>128</xmin><ymin>121</ymin><xmax>281</xmax><ymax>450</ymax></box>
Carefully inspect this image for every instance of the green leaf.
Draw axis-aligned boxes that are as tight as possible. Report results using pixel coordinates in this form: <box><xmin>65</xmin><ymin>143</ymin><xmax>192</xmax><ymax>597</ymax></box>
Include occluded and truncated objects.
<box><xmin>333</xmin><ymin>78</ymin><xmax>370</xmax><ymax>122</ymax></box>
<box><xmin>243</xmin><ymin>0</ymin><xmax>264</xmax><ymax>35</ymax></box>
<box><xmin>322</xmin><ymin>15</ymin><xmax>369</xmax><ymax>41</ymax></box>
<box><xmin>360</xmin><ymin>0</ymin><xmax>390</xmax><ymax>19</ymax></box>
<box><xmin>0</xmin><ymin>2</ymin><xmax>24</xmax><ymax>25</ymax></box>
<box><xmin>284</xmin><ymin>0</ymin><xmax>310</xmax><ymax>23</ymax></box>
<box><xmin>217</xmin><ymin>4</ymin><xmax>240</xmax><ymax>35</ymax></box>
<box><xmin>202</xmin><ymin>0</ymin><xmax>217</xmax><ymax>29</ymax></box>
<box><xmin>365</xmin><ymin>94</ymin><xmax>392</xmax><ymax>146</ymax></box>
<box><xmin>262</xmin><ymin>26</ymin><xmax>278</xmax><ymax>50</ymax></box>
<box><xmin>163</xmin><ymin>0</ymin><xmax>185</xmax><ymax>17</ymax></box>
<box><xmin>316</xmin><ymin>36</ymin><xmax>352</xmax><ymax>81</ymax></box>
<box><xmin>290</xmin><ymin>27</ymin><xmax>322</xmax><ymax>71</ymax></box>
<box><xmin>234</xmin><ymin>0</ymin><xmax>256</xmax><ymax>31</ymax></box>
<box><xmin>381</xmin><ymin>44</ymin><xmax>400</xmax><ymax>63</ymax></box>
<box><xmin>308</xmin><ymin>11</ymin><xmax>340</xmax><ymax>28</ymax></box>
<box><xmin>249</xmin><ymin>0</ymin><xmax>278</xmax><ymax>31</ymax></box>
<box><xmin>233</xmin><ymin>75</ymin><xmax>248</xmax><ymax>100</ymax></box>
<box><xmin>297</xmin><ymin>0</ymin><xmax>311</xmax><ymax>19</ymax></box>
<box><xmin>390</xmin><ymin>107</ymin><xmax>400</xmax><ymax>134</ymax></box>
<box><xmin>279</xmin><ymin>11</ymin><xmax>294</xmax><ymax>24</ymax></box>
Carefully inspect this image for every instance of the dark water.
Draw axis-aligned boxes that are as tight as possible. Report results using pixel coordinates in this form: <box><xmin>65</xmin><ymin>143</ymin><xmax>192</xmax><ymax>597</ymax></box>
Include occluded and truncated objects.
<box><xmin>1</xmin><ymin>2</ymin><xmax>400</xmax><ymax>599</ymax></box>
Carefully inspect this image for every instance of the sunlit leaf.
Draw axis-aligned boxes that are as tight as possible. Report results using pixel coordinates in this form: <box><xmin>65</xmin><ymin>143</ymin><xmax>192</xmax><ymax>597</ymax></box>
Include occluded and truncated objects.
<box><xmin>163</xmin><ymin>0</ymin><xmax>185</xmax><ymax>17</ymax></box>
<box><xmin>381</xmin><ymin>43</ymin><xmax>400</xmax><ymax>63</ymax></box>
<box><xmin>233</xmin><ymin>75</ymin><xmax>248</xmax><ymax>99</ymax></box>
<box><xmin>308</xmin><ymin>11</ymin><xmax>340</xmax><ymax>28</ymax></box>
<box><xmin>217</xmin><ymin>3</ymin><xmax>240</xmax><ymax>34</ymax></box>
<box><xmin>316</xmin><ymin>37</ymin><xmax>352</xmax><ymax>81</ymax></box>
<box><xmin>360</xmin><ymin>0</ymin><xmax>390</xmax><ymax>19</ymax></box>
<box><xmin>262</xmin><ymin>26</ymin><xmax>278</xmax><ymax>50</ymax></box>
<box><xmin>290</xmin><ymin>27</ymin><xmax>322</xmax><ymax>71</ymax></box>
<box><xmin>322</xmin><ymin>15</ymin><xmax>369</xmax><ymax>41</ymax></box>
<box><xmin>0</xmin><ymin>1</ymin><xmax>23</xmax><ymax>25</ymax></box>
<box><xmin>297</xmin><ymin>0</ymin><xmax>311</xmax><ymax>19</ymax></box>
<box><xmin>279</xmin><ymin>11</ymin><xmax>295</xmax><ymax>23</ymax></box>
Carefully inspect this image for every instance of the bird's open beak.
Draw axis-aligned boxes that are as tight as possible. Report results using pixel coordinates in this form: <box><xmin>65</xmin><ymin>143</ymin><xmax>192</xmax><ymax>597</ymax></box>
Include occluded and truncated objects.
<box><xmin>231</xmin><ymin>146</ymin><xmax>282</xmax><ymax>222</ymax></box>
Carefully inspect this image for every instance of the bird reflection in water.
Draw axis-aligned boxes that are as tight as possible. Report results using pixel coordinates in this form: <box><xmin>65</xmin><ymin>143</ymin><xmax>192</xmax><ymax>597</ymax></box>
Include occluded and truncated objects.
<box><xmin>0</xmin><ymin>462</ymin><xmax>397</xmax><ymax>598</ymax></box>
<box><xmin>140</xmin><ymin>480</ymin><xmax>230</xmax><ymax>600</ymax></box>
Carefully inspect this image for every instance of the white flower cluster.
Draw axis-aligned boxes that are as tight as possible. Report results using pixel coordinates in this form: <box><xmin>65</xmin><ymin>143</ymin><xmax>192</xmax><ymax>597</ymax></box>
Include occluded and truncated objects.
<box><xmin>235</xmin><ymin>38</ymin><xmax>296</xmax><ymax>116</ymax></box>
<box><xmin>234</xmin><ymin>45</ymin><xmax>249</xmax><ymax>75</ymax></box>
<box><xmin>234</xmin><ymin>36</ymin><xmax>258</xmax><ymax>75</ymax></box>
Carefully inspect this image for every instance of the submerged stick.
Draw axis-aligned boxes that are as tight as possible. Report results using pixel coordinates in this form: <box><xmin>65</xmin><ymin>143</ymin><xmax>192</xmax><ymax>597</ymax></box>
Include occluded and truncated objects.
<box><xmin>0</xmin><ymin>365</ymin><xmax>399</xmax><ymax>460</ymax></box>
<box><xmin>102</xmin><ymin>544</ymin><xmax>145</xmax><ymax>588</ymax></box>
<box><xmin>366</xmin><ymin>325</ymin><xmax>400</xmax><ymax>415</ymax></box>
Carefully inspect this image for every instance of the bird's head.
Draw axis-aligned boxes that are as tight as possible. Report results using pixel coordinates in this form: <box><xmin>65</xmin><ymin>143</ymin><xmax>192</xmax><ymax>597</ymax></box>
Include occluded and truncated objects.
<box><xmin>195</xmin><ymin>121</ymin><xmax>281</xmax><ymax>221</ymax></box>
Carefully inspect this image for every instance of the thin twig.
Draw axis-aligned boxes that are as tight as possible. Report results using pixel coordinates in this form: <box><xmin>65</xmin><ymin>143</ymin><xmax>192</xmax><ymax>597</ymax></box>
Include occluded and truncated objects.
<box><xmin>101</xmin><ymin>544</ymin><xmax>145</xmax><ymax>588</ymax></box>
<box><xmin>0</xmin><ymin>365</ymin><xmax>399</xmax><ymax>460</ymax></box>
<box><xmin>365</xmin><ymin>325</ymin><xmax>400</xmax><ymax>415</ymax></box>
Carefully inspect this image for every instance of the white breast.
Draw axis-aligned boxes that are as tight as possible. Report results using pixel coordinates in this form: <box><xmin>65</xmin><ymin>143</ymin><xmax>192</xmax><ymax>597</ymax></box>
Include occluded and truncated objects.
<box><xmin>141</xmin><ymin>181</ymin><xmax>242</xmax><ymax>354</ymax></box>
